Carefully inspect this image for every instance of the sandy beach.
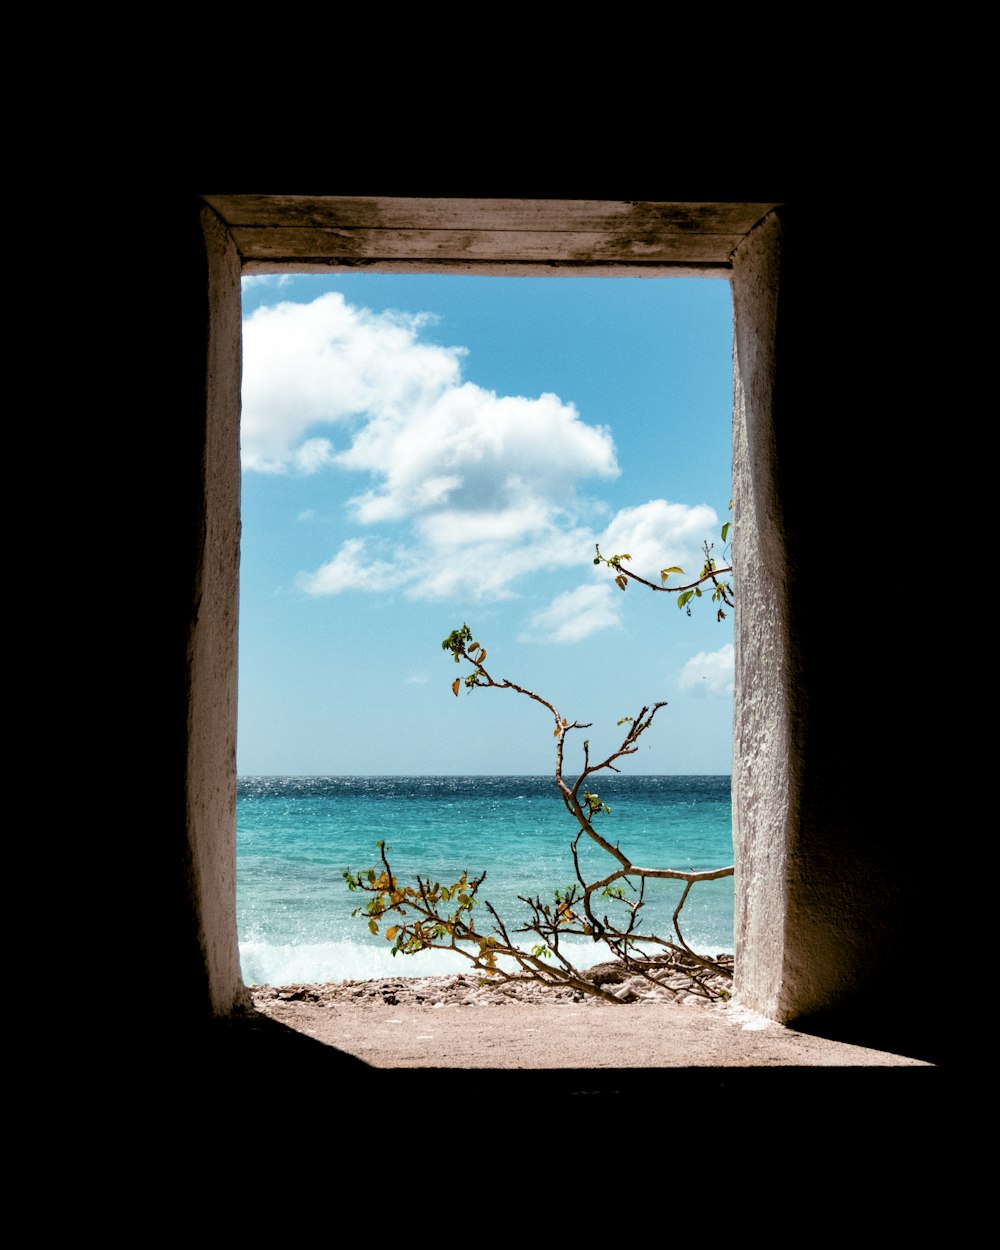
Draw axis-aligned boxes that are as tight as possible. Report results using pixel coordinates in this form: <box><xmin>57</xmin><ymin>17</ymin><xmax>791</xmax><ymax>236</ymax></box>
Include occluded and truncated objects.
<box><xmin>248</xmin><ymin>972</ymin><xmax>934</xmax><ymax>1069</ymax></box>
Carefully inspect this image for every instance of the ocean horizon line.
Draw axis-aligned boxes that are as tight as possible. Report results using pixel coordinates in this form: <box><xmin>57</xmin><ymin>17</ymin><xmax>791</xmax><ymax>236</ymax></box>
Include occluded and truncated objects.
<box><xmin>238</xmin><ymin>771</ymin><xmax>733</xmax><ymax>780</ymax></box>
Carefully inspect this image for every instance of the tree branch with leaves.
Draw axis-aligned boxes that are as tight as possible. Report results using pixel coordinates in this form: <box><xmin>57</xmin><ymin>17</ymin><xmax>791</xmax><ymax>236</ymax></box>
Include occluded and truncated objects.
<box><xmin>595</xmin><ymin>506</ymin><xmax>733</xmax><ymax>621</ymax></box>
<box><xmin>344</xmin><ymin>619</ymin><xmax>735</xmax><ymax>1004</ymax></box>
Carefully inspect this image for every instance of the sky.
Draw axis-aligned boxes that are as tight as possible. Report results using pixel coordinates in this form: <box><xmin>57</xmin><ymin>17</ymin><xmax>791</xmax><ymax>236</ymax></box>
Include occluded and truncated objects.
<box><xmin>237</xmin><ymin>273</ymin><xmax>735</xmax><ymax>776</ymax></box>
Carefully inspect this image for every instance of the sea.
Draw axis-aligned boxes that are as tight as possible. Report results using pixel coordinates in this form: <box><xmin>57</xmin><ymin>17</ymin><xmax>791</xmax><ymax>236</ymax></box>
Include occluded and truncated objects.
<box><xmin>237</xmin><ymin>774</ymin><xmax>734</xmax><ymax>986</ymax></box>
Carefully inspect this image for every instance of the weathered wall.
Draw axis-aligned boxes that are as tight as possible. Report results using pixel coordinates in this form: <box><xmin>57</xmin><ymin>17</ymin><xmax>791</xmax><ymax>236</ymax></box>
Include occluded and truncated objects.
<box><xmin>164</xmin><ymin>202</ymin><xmax>247</xmax><ymax>1020</ymax></box>
<box><xmin>188</xmin><ymin>205</ymin><xmax>247</xmax><ymax>1014</ymax></box>
<box><xmin>731</xmin><ymin>211</ymin><xmax>792</xmax><ymax>1017</ymax></box>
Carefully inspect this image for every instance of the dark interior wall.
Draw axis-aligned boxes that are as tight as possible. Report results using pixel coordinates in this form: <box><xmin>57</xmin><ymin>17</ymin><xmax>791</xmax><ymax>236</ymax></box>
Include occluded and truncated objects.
<box><xmin>764</xmin><ymin>206</ymin><xmax>946</xmax><ymax>1063</ymax></box>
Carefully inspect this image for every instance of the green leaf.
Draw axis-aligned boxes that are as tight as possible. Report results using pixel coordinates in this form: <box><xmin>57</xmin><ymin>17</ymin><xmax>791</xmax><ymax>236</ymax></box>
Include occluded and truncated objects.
<box><xmin>677</xmin><ymin>590</ymin><xmax>694</xmax><ymax>609</ymax></box>
<box><xmin>721</xmin><ymin>522</ymin><xmax>731</xmax><ymax>542</ymax></box>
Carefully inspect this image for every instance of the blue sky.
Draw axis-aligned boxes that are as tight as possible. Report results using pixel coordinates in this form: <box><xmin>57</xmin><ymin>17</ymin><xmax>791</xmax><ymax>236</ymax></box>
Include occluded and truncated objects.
<box><xmin>237</xmin><ymin>273</ymin><xmax>735</xmax><ymax>776</ymax></box>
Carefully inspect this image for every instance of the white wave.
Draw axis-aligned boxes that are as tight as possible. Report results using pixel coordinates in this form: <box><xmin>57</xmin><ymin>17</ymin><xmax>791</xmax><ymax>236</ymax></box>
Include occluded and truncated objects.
<box><xmin>239</xmin><ymin>935</ymin><xmax>731</xmax><ymax>987</ymax></box>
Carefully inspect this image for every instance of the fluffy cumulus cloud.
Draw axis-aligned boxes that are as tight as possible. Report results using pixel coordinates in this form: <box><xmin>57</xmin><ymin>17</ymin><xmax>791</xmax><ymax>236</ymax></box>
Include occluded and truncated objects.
<box><xmin>598</xmin><ymin>499</ymin><xmax>719</xmax><ymax>584</ymax></box>
<box><xmin>340</xmin><ymin>387</ymin><xmax>615</xmax><ymax>524</ymax></box>
<box><xmin>679</xmin><ymin>644</ymin><xmax>735</xmax><ymax>697</ymax></box>
<box><xmin>246</xmin><ymin>291</ymin><xmax>623</xmax><ymax>602</ymax></box>
<box><xmin>242</xmin><ymin>293</ymin><xmax>464</xmax><ymax>474</ymax></box>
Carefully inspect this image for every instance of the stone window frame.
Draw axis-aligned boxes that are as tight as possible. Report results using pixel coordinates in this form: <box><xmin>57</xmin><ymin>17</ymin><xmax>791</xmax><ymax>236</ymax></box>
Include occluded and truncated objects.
<box><xmin>183</xmin><ymin>197</ymin><xmax>843</xmax><ymax>1040</ymax></box>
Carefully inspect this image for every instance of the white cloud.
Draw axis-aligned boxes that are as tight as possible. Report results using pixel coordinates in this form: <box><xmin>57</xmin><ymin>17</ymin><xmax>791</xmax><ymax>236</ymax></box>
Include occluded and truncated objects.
<box><xmin>520</xmin><ymin>584</ymin><xmax>623</xmax><ymax>644</ymax></box>
<box><xmin>339</xmin><ymin>386</ymin><xmax>617</xmax><ymax>524</ymax></box>
<box><xmin>679</xmin><ymin>644</ymin><xmax>734</xmax><ymax>697</ymax></box>
<box><xmin>296</xmin><ymin>524</ymin><xmax>595</xmax><ymax>604</ymax></box>
<box><xmin>405</xmin><ymin>674</ymin><xmax>429</xmax><ymax>685</ymax></box>
<box><xmin>241</xmin><ymin>274</ymin><xmax>293</xmax><ymax>290</ymax></box>
<box><xmin>598</xmin><ymin>499</ymin><xmax>719</xmax><ymax>585</ymax></box>
<box><xmin>411</xmin><ymin>527</ymin><xmax>590</xmax><ymax>602</ymax></box>
<box><xmin>246</xmin><ymin>290</ymin><xmax>625</xmax><ymax>602</ymax></box>
<box><xmin>241</xmin><ymin>293</ymin><xmax>464</xmax><ymax>474</ymax></box>
<box><xmin>295</xmin><ymin>538</ymin><xmax>401</xmax><ymax>596</ymax></box>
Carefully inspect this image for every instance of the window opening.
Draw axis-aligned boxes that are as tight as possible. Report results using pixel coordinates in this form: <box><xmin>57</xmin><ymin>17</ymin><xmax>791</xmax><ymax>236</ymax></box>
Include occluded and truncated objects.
<box><xmin>236</xmin><ymin>273</ymin><xmax>735</xmax><ymax>994</ymax></box>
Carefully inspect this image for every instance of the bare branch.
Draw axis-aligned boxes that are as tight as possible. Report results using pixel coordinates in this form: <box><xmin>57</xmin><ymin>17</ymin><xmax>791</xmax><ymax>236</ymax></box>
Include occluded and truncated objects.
<box><xmin>347</xmin><ymin>626</ymin><xmax>736</xmax><ymax>1002</ymax></box>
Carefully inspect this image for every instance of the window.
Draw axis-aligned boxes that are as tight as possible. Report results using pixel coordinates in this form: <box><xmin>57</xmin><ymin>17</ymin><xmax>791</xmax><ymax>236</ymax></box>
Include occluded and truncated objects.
<box><xmin>236</xmin><ymin>271</ymin><xmax>735</xmax><ymax>995</ymax></box>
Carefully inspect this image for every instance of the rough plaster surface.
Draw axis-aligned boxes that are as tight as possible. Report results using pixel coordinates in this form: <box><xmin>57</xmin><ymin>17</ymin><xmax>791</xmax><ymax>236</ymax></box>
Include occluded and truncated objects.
<box><xmin>731</xmin><ymin>212</ymin><xmax>792</xmax><ymax>1019</ymax></box>
<box><xmin>187</xmin><ymin>207</ymin><xmax>248</xmax><ymax>1015</ymax></box>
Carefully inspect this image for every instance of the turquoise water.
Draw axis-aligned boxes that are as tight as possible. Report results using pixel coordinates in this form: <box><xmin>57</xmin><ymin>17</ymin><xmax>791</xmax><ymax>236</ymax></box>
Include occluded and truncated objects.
<box><xmin>237</xmin><ymin>775</ymin><xmax>733</xmax><ymax>985</ymax></box>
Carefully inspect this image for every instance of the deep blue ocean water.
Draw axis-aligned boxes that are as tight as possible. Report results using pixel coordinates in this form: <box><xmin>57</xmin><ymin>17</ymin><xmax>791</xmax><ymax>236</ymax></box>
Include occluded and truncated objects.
<box><xmin>237</xmin><ymin>775</ymin><xmax>733</xmax><ymax>985</ymax></box>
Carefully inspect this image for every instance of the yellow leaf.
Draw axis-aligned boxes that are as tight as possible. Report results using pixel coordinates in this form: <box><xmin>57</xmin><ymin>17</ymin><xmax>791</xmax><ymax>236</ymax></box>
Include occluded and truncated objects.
<box><xmin>452</xmin><ymin>678</ymin><xmax>460</xmax><ymax>696</ymax></box>
<box><xmin>385</xmin><ymin>926</ymin><xmax>398</xmax><ymax>940</ymax></box>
